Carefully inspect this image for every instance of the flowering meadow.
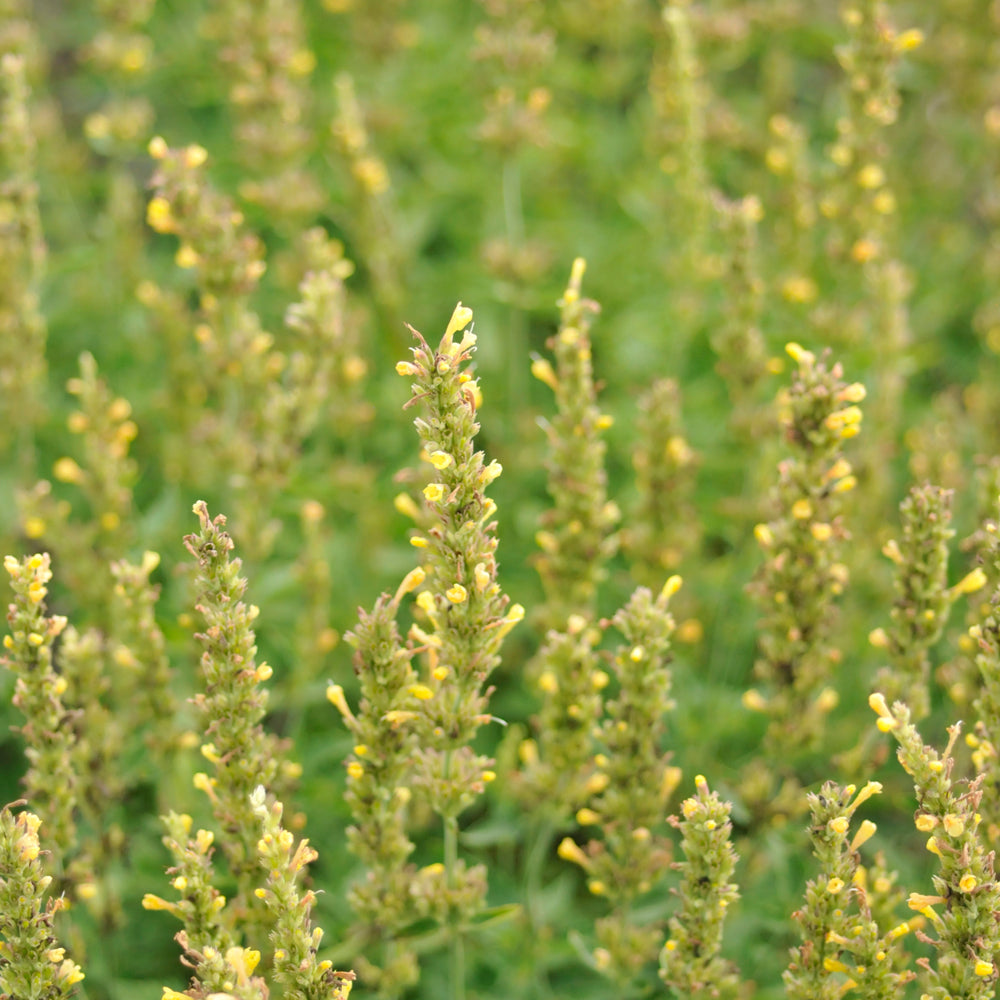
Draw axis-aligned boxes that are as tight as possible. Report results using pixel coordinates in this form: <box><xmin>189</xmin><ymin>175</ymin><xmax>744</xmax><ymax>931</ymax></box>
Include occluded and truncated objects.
<box><xmin>4</xmin><ymin>2</ymin><xmax>1000</xmax><ymax>999</ymax></box>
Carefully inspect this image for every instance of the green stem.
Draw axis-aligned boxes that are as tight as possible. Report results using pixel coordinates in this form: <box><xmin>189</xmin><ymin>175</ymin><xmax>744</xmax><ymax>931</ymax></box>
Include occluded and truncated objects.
<box><xmin>444</xmin><ymin>811</ymin><xmax>464</xmax><ymax>1000</ymax></box>
<box><xmin>522</xmin><ymin>814</ymin><xmax>557</xmax><ymax>999</ymax></box>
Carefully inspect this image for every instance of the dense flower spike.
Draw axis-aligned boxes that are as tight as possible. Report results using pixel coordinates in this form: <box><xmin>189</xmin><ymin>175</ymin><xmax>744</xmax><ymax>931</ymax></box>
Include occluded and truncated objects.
<box><xmin>533</xmin><ymin>258</ymin><xmax>620</xmax><ymax>630</ymax></box>
<box><xmin>0</xmin><ymin>804</ymin><xmax>85</xmax><ymax>998</ymax></box>
<box><xmin>334</xmin><ymin>578</ymin><xmax>423</xmax><ymax>997</ymax></box>
<box><xmin>710</xmin><ymin>193</ymin><xmax>769</xmax><ymax>428</ymax></box>
<box><xmin>660</xmin><ymin>776</ymin><xmax>741</xmax><ymax>999</ymax></box>
<box><xmin>871</xmin><ymin>485</ymin><xmax>973</xmax><ymax>721</ymax></box>
<box><xmin>785</xmin><ymin>779</ymin><xmax>915</xmax><ymax>999</ymax></box>
<box><xmin>251</xmin><ymin>788</ymin><xmax>356</xmax><ymax>1000</ymax></box>
<box><xmin>395</xmin><ymin>302</ymin><xmax>521</xmax><ymax>988</ymax></box>
<box><xmin>747</xmin><ymin>344</ymin><xmax>864</xmax><ymax>761</ymax></box>
<box><xmin>626</xmin><ymin>377</ymin><xmax>699</xmax><ymax>581</ymax></box>
<box><xmin>184</xmin><ymin>502</ymin><xmax>291</xmax><ymax>894</ymax></box>
<box><xmin>143</xmin><ymin>811</ymin><xmax>240</xmax><ymax>994</ymax></box>
<box><xmin>561</xmin><ymin>581</ymin><xmax>681</xmax><ymax>979</ymax></box>
<box><xmin>869</xmin><ymin>697</ymin><xmax>1000</xmax><ymax>999</ymax></box>
<box><xmin>970</xmin><ymin>496</ymin><xmax>1000</xmax><ymax>839</ymax></box>
<box><xmin>2</xmin><ymin>554</ymin><xmax>76</xmax><ymax>861</ymax></box>
<box><xmin>149</xmin><ymin>142</ymin><xmax>361</xmax><ymax>557</ymax></box>
<box><xmin>517</xmin><ymin>614</ymin><xmax>605</xmax><ymax>818</ymax></box>
<box><xmin>331</xmin><ymin>73</ymin><xmax>402</xmax><ymax>319</ymax></box>
<box><xmin>823</xmin><ymin>0</ymin><xmax>915</xmax><ymax>465</ymax></box>
<box><xmin>16</xmin><ymin>353</ymin><xmax>139</xmax><ymax>619</ymax></box>
<box><xmin>654</xmin><ymin>0</ymin><xmax>710</xmax><ymax>257</ymax></box>
<box><xmin>206</xmin><ymin>0</ymin><xmax>322</xmax><ymax>219</ymax></box>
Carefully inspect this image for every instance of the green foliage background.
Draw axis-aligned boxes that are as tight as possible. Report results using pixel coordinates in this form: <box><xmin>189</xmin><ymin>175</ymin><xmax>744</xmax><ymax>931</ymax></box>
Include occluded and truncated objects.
<box><xmin>2</xmin><ymin>1</ymin><xmax>999</xmax><ymax>997</ymax></box>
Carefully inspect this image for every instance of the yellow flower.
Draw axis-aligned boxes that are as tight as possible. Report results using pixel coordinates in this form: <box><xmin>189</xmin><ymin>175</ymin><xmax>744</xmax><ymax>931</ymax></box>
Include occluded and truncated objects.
<box><xmin>785</xmin><ymin>342</ymin><xmax>815</xmax><ymax>366</ymax></box>
<box><xmin>146</xmin><ymin>196</ymin><xmax>174</xmax><ymax>233</ymax></box>
<box><xmin>53</xmin><ymin>456</ymin><xmax>84</xmax><ymax>484</ymax></box>
<box><xmin>960</xmin><ymin>873</ymin><xmax>979</xmax><ymax>893</ymax></box>
<box><xmin>423</xmin><ymin>482</ymin><xmax>446</xmax><ymax>503</ymax></box>
<box><xmin>530</xmin><ymin>357</ymin><xmax>558</xmax><ymax>390</ymax></box>
<box><xmin>428</xmin><ymin>450</ymin><xmax>453</xmax><ymax>470</ymax></box>
<box><xmin>850</xmin><ymin>820</ymin><xmax>877</xmax><ymax>851</ymax></box>
<box><xmin>557</xmin><ymin>837</ymin><xmax>589</xmax><ymax>868</ymax></box>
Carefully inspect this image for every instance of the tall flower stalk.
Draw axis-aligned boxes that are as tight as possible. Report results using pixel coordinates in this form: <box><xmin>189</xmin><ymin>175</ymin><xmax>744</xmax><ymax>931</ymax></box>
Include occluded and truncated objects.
<box><xmin>394</xmin><ymin>303</ymin><xmax>523</xmax><ymax>999</ymax></box>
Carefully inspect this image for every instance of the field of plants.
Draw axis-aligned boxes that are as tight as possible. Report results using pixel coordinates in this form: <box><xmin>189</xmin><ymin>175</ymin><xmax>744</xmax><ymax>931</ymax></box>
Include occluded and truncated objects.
<box><xmin>3</xmin><ymin>2</ymin><xmax>1000</xmax><ymax>999</ymax></box>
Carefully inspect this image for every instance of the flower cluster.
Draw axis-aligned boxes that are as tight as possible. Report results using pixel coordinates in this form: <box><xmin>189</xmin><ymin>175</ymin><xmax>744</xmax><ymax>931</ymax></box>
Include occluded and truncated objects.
<box><xmin>147</xmin><ymin>139</ymin><xmax>364</xmax><ymax>555</ymax></box>
<box><xmin>377</xmin><ymin>303</ymin><xmax>521</xmax><ymax>990</ymax></box>
<box><xmin>870</xmin><ymin>694</ymin><xmax>1000</xmax><ymax>998</ymax></box>
<box><xmin>251</xmin><ymin>787</ymin><xmax>356</xmax><ymax>1000</ymax></box>
<box><xmin>204</xmin><ymin>0</ymin><xmax>322</xmax><ymax>220</ymax></box>
<box><xmin>870</xmin><ymin>484</ymin><xmax>984</xmax><ymax>720</ymax></box>
<box><xmin>710</xmin><ymin>193</ymin><xmax>769</xmax><ymax>429</ymax></box>
<box><xmin>183</xmin><ymin>502</ymin><xmax>291</xmax><ymax>896</ymax></box>
<box><xmin>80</xmin><ymin>0</ymin><xmax>155</xmax><ymax>156</ymax></box>
<box><xmin>395</xmin><ymin>303</ymin><xmax>522</xmax><ymax>813</ymax></box>
<box><xmin>329</xmin><ymin>571</ymin><xmax>425</xmax><ymax>996</ymax></box>
<box><xmin>108</xmin><ymin>551</ymin><xmax>174</xmax><ymax>758</ymax></box>
<box><xmin>331</xmin><ymin>73</ymin><xmax>401</xmax><ymax>318</ymax></box>
<box><xmin>652</xmin><ymin>0</ymin><xmax>710</xmax><ymax>258</ymax></box>
<box><xmin>558</xmin><ymin>580</ymin><xmax>681</xmax><ymax>979</ymax></box>
<box><xmin>142</xmin><ymin>811</ymin><xmax>237</xmax><ymax>989</ymax></box>
<box><xmin>625</xmin><ymin>377</ymin><xmax>699</xmax><ymax>582</ymax></box>
<box><xmin>0</xmin><ymin>803</ymin><xmax>85</xmax><ymax>999</ymax></box>
<box><xmin>660</xmin><ymin>775</ymin><xmax>741</xmax><ymax>999</ymax></box>
<box><xmin>966</xmin><ymin>506</ymin><xmax>1000</xmax><ymax>839</ymax></box>
<box><xmin>517</xmin><ymin>614</ymin><xmax>605</xmax><ymax>819</ymax></box>
<box><xmin>473</xmin><ymin>0</ymin><xmax>554</xmax><ymax>154</ymax></box>
<box><xmin>532</xmin><ymin>258</ymin><xmax>619</xmax><ymax>630</ymax></box>
<box><xmin>2</xmin><ymin>554</ymin><xmax>75</xmax><ymax>861</ymax></box>
<box><xmin>785</xmin><ymin>778</ymin><xmax>915</xmax><ymax>999</ymax></box>
<box><xmin>746</xmin><ymin>343</ymin><xmax>864</xmax><ymax>760</ymax></box>
<box><xmin>17</xmin><ymin>353</ymin><xmax>138</xmax><ymax>615</ymax></box>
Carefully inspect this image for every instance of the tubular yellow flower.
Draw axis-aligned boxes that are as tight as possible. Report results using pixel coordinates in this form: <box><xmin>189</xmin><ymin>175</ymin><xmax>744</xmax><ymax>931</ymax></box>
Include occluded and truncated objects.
<box><xmin>959</xmin><ymin>873</ymin><xmax>979</xmax><ymax>893</ymax></box>
<box><xmin>850</xmin><ymin>820</ymin><xmax>877</xmax><ymax>851</ymax></box>
<box><xmin>785</xmin><ymin>341</ymin><xmax>815</xmax><ymax>366</ymax></box>
<box><xmin>443</xmin><ymin>302</ymin><xmax>474</xmax><ymax>342</ymax></box>
<box><xmin>423</xmin><ymin>482</ymin><xmax>446</xmax><ymax>504</ymax></box>
<box><xmin>395</xmin><ymin>566</ymin><xmax>426</xmax><ymax>599</ymax></box>
<box><xmin>393</xmin><ymin>492</ymin><xmax>422</xmax><ymax>520</ymax></box>
<box><xmin>557</xmin><ymin>836</ymin><xmax>590</xmax><ymax>868</ymax></box>
<box><xmin>530</xmin><ymin>356</ymin><xmax>558</xmax><ymax>390</ymax></box>
<box><xmin>942</xmin><ymin>814</ymin><xmax>965</xmax><ymax>838</ymax></box>
<box><xmin>952</xmin><ymin>567</ymin><xmax>988</xmax><ymax>596</ymax></box>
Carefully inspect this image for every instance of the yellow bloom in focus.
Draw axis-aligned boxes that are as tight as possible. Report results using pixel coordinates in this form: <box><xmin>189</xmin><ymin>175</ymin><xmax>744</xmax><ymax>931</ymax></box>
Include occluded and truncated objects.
<box><xmin>423</xmin><ymin>483</ymin><xmax>445</xmax><ymax>504</ymax></box>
